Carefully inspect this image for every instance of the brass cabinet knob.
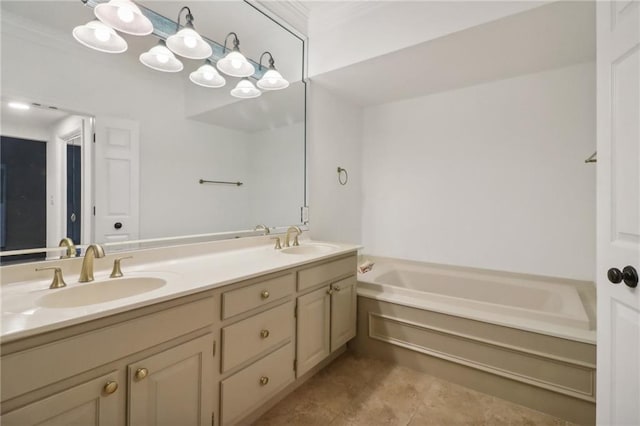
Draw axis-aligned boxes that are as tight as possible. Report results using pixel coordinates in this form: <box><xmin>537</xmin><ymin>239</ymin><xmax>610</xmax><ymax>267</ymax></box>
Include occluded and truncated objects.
<box><xmin>103</xmin><ymin>381</ymin><xmax>118</xmax><ymax>394</ymax></box>
<box><xmin>135</xmin><ymin>368</ymin><xmax>148</xmax><ymax>380</ymax></box>
<box><xmin>333</xmin><ymin>285</ymin><xmax>341</xmax><ymax>292</ymax></box>
<box><xmin>260</xmin><ymin>376</ymin><xmax>269</xmax><ymax>386</ymax></box>
<box><xmin>260</xmin><ymin>329</ymin><xmax>270</xmax><ymax>338</ymax></box>
<box><xmin>261</xmin><ymin>290</ymin><xmax>270</xmax><ymax>300</ymax></box>
<box><xmin>326</xmin><ymin>288</ymin><xmax>334</xmax><ymax>295</ymax></box>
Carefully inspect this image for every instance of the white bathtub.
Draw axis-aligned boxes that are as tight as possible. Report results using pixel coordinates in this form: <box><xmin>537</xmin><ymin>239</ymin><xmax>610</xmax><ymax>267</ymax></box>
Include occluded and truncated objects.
<box><xmin>357</xmin><ymin>257</ymin><xmax>595</xmax><ymax>341</ymax></box>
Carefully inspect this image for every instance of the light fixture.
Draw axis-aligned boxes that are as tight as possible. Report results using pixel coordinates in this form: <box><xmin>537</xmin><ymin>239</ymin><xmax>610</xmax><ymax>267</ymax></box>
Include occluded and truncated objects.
<box><xmin>8</xmin><ymin>102</ymin><xmax>30</xmax><ymax>110</ymax></box>
<box><xmin>140</xmin><ymin>40</ymin><xmax>184</xmax><ymax>72</ymax></box>
<box><xmin>166</xmin><ymin>7</ymin><xmax>212</xmax><ymax>60</ymax></box>
<box><xmin>256</xmin><ymin>51</ymin><xmax>289</xmax><ymax>90</ymax></box>
<box><xmin>230</xmin><ymin>78</ymin><xmax>261</xmax><ymax>99</ymax></box>
<box><xmin>72</xmin><ymin>20</ymin><xmax>128</xmax><ymax>53</ymax></box>
<box><xmin>94</xmin><ymin>0</ymin><xmax>153</xmax><ymax>36</ymax></box>
<box><xmin>216</xmin><ymin>32</ymin><xmax>255</xmax><ymax>78</ymax></box>
<box><xmin>189</xmin><ymin>61</ymin><xmax>226</xmax><ymax>88</ymax></box>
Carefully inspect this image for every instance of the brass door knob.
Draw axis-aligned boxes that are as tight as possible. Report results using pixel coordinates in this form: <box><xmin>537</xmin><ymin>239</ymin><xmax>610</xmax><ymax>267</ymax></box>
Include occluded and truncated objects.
<box><xmin>261</xmin><ymin>290</ymin><xmax>270</xmax><ymax>299</ymax></box>
<box><xmin>260</xmin><ymin>376</ymin><xmax>269</xmax><ymax>386</ymax></box>
<box><xmin>260</xmin><ymin>329</ymin><xmax>270</xmax><ymax>338</ymax></box>
<box><xmin>135</xmin><ymin>368</ymin><xmax>148</xmax><ymax>380</ymax></box>
<box><xmin>103</xmin><ymin>381</ymin><xmax>118</xmax><ymax>394</ymax></box>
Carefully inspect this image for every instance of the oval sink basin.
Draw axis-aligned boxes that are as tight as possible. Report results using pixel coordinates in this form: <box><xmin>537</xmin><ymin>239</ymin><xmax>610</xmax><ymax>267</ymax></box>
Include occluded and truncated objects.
<box><xmin>37</xmin><ymin>277</ymin><xmax>167</xmax><ymax>308</ymax></box>
<box><xmin>280</xmin><ymin>244</ymin><xmax>339</xmax><ymax>255</ymax></box>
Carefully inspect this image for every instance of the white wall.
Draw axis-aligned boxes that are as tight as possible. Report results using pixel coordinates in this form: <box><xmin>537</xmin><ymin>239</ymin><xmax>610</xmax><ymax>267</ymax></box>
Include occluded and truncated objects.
<box><xmin>307</xmin><ymin>84</ymin><xmax>362</xmax><ymax>244</ymax></box>
<box><xmin>361</xmin><ymin>62</ymin><xmax>596</xmax><ymax>280</ymax></box>
<box><xmin>248</xmin><ymin>122</ymin><xmax>305</xmax><ymax>228</ymax></box>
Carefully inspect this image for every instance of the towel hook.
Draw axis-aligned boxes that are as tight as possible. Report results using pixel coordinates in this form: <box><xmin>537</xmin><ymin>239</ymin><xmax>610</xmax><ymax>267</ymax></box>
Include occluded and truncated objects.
<box><xmin>337</xmin><ymin>167</ymin><xmax>348</xmax><ymax>185</ymax></box>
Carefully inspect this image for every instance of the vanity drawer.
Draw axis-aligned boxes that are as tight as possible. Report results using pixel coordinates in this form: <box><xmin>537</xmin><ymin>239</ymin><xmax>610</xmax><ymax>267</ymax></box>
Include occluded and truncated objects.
<box><xmin>221</xmin><ymin>342</ymin><xmax>294</xmax><ymax>425</ymax></box>
<box><xmin>297</xmin><ymin>255</ymin><xmax>356</xmax><ymax>292</ymax></box>
<box><xmin>221</xmin><ymin>301</ymin><xmax>294</xmax><ymax>373</ymax></box>
<box><xmin>221</xmin><ymin>273</ymin><xmax>294</xmax><ymax>320</ymax></box>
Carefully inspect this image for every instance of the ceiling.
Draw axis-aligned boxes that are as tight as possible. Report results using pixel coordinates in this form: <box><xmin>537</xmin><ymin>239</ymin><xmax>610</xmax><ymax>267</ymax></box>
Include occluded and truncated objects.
<box><xmin>311</xmin><ymin>0</ymin><xmax>595</xmax><ymax>107</ymax></box>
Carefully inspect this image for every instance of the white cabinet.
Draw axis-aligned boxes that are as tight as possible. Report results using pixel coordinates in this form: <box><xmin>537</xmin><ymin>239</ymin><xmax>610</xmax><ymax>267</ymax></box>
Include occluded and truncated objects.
<box><xmin>330</xmin><ymin>276</ymin><xmax>357</xmax><ymax>350</ymax></box>
<box><xmin>129</xmin><ymin>334</ymin><xmax>213</xmax><ymax>426</ymax></box>
<box><xmin>296</xmin><ymin>256</ymin><xmax>357</xmax><ymax>377</ymax></box>
<box><xmin>1</xmin><ymin>297</ymin><xmax>216</xmax><ymax>426</ymax></box>
<box><xmin>1</xmin><ymin>371</ymin><xmax>120</xmax><ymax>426</ymax></box>
<box><xmin>296</xmin><ymin>286</ymin><xmax>331</xmax><ymax>376</ymax></box>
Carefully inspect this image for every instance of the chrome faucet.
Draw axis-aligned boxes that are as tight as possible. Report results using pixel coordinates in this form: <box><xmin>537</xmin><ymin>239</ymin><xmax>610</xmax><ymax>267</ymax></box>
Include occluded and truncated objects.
<box><xmin>79</xmin><ymin>244</ymin><xmax>105</xmax><ymax>283</ymax></box>
<box><xmin>284</xmin><ymin>226</ymin><xmax>302</xmax><ymax>247</ymax></box>
<box><xmin>58</xmin><ymin>237</ymin><xmax>77</xmax><ymax>259</ymax></box>
<box><xmin>254</xmin><ymin>224</ymin><xmax>270</xmax><ymax>235</ymax></box>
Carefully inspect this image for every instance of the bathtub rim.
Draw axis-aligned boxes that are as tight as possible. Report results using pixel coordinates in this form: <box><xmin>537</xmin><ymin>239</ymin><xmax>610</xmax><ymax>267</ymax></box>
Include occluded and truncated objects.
<box><xmin>357</xmin><ymin>255</ymin><xmax>596</xmax><ymax>345</ymax></box>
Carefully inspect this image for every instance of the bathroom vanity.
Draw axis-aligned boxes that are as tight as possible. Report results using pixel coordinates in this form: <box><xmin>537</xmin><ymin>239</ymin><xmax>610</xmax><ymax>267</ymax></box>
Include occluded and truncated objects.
<box><xmin>0</xmin><ymin>239</ymin><xmax>358</xmax><ymax>426</ymax></box>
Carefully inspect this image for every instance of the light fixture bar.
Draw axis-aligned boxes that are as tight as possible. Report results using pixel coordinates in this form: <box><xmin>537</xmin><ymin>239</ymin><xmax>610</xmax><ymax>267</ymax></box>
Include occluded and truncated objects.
<box><xmin>82</xmin><ymin>0</ymin><xmax>268</xmax><ymax>79</ymax></box>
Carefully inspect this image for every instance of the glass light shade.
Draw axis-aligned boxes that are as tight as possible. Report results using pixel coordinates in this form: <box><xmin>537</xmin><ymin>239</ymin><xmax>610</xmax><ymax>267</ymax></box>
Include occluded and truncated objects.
<box><xmin>257</xmin><ymin>69</ymin><xmax>289</xmax><ymax>90</ymax></box>
<box><xmin>217</xmin><ymin>50</ymin><xmax>255</xmax><ymax>78</ymax></box>
<box><xmin>139</xmin><ymin>41</ymin><xmax>183</xmax><ymax>72</ymax></box>
<box><xmin>189</xmin><ymin>64</ymin><xmax>226</xmax><ymax>88</ymax></box>
<box><xmin>94</xmin><ymin>0</ymin><xmax>153</xmax><ymax>36</ymax></box>
<box><xmin>72</xmin><ymin>20</ymin><xmax>127</xmax><ymax>54</ymax></box>
<box><xmin>230</xmin><ymin>78</ymin><xmax>261</xmax><ymax>99</ymax></box>
<box><xmin>166</xmin><ymin>27</ymin><xmax>212</xmax><ymax>60</ymax></box>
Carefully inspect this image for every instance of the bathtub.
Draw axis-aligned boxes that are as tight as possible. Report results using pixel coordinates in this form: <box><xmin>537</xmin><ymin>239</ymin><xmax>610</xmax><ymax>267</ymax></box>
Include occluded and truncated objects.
<box><xmin>357</xmin><ymin>257</ymin><xmax>595</xmax><ymax>341</ymax></box>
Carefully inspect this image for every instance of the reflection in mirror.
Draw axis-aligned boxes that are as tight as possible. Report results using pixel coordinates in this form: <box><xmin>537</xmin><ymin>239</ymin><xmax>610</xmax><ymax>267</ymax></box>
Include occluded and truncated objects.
<box><xmin>0</xmin><ymin>1</ymin><xmax>306</xmax><ymax>264</ymax></box>
<box><xmin>1</xmin><ymin>100</ymin><xmax>92</xmax><ymax>263</ymax></box>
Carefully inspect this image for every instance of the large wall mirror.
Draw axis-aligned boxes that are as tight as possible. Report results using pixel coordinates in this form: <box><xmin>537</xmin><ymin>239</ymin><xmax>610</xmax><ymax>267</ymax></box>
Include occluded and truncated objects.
<box><xmin>0</xmin><ymin>0</ymin><xmax>306</xmax><ymax>264</ymax></box>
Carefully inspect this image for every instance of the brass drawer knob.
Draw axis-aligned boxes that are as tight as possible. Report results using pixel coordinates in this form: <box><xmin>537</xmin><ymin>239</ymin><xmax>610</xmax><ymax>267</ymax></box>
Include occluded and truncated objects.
<box><xmin>260</xmin><ymin>329</ymin><xmax>270</xmax><ymax>338</ymax></box>
<box><xmin>261</xmin><ymin>290</ymin><xmax>270</xmax><ymax>300</ymax></box>
<box><xmin>103</xmin><ymin>381</ymin><xmax>118</xmax><ymax>394</ymax></box>
<box><xmin>135</xmin><ymin>368</ymin><xmax>149</xmax><ymax>380</ymax></box>
<box><xmin>260</xmin><ymin>376</ymin><xmax>269</xmax><ymax>386</ymax></box>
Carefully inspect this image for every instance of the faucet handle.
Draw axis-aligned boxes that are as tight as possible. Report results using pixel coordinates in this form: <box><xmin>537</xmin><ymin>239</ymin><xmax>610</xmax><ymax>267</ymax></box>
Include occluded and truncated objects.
<box><xmin>270</xmin><ymin>237</ymin><xmax>282</xmax><ymax>250</ymax></box>
<box><xmin>36</xmin><ymin>267</ymin><xmax>67</xmax><ymax>289</ymax></box>
<box><xmin>110</xmin><ymin>256</ymin><xmax>133</xmax><ymax>279</ymax></box>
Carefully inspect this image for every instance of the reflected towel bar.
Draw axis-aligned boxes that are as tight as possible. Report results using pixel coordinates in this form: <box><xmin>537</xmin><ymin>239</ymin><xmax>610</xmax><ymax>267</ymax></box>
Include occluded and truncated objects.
<box><xmin>199</xmin><ymin>179</ymin><xmax>243</xmax><ymax>186</ymax></box>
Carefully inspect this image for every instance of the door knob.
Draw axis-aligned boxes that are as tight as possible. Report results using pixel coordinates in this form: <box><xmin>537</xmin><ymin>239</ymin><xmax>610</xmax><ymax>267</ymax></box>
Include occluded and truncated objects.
<box><xmin>114</xmin><ymin>222</ymin><xmax>123</xmax><ymax>229</ymax></box>
<box><xmin>608</xmin><ymin>266</ymin><xmax>638</xmax><ymax>288</ymax></box>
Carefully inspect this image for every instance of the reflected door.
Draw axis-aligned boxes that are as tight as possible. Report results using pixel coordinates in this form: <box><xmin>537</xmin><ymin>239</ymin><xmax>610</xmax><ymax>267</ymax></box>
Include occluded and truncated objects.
<box><xmin>66</xmin><ymin>143</ymin><xmax>81</xmax><ymax>245</ymax></box>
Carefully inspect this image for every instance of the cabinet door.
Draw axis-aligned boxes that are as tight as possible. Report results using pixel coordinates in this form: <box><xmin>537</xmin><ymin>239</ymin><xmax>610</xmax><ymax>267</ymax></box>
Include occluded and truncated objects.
<box><xmin>128</xmin><ymin>334</ymin><xmax>213</xmax><ymax>426</ymax></box>
<box><xmin>2</xmin><ymin>371</ymin><xmax>120</xmax><ymax>426</ymax></box>
<box><xmin>330</xmin><ymin>276</ymin><xmax>357</xmax><ymax>351</ymax></box>
<box><xmin>296</xmin><ymin>286</ymin><xmax>330</xmax><ymax>377</ymax></box>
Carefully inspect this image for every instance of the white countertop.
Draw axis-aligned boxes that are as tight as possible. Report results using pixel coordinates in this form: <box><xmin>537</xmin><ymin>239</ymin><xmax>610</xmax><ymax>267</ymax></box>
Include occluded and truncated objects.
<box><xmin>0</xmin><ymin>238</ymin><xmax>360</xmax><ymax>343</ymax></box>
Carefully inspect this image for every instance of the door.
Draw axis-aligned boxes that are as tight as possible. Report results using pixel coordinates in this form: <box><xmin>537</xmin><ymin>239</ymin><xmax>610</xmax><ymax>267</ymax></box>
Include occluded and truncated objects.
<box><xmin>330</xmin><ymin>276</ymin><xmax>357</xmax><ymax>351</ymax></box>
<box><xmin>1</xmin><ymin>371</ymin><xmax>120</xmax><ymax>426</ymax></box>
<box><xmin>296</xmin><ymin>286</ymin><xmax>330</xmax><ymax>377</ymax></box>
<box><xmin>66</xmin><ymin>143</ymin><xmax>81</xmax><ymax>245</ymax></box>
<box><xmin>596</xmin><ymin>2</ymin><xmax>640</xmax><ymax>425</ymax></box>
<box><xmin>94</xmin><ymin>117</ymin><xmax>140</xmax><ymax>244</ymax></box>
<box><xmin>128</xmin><ymin>334</ymin><xmax>213</xmax><ymax>426</ymax></box>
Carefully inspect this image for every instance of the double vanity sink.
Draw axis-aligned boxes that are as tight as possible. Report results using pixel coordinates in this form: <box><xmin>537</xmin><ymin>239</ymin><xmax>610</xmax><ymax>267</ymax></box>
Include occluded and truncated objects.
<box><xmin>1</xmin><ymin>236</ymin><xmax>360</xmax><ymax>426</ymax></box>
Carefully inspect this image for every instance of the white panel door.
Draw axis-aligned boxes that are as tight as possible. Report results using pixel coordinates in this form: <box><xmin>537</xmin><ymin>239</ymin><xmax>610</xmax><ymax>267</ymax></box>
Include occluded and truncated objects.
<box><xmin>94</xmin><ymin>117</ymin><xmax>140</xmax><ymax>244</ymax></box>
<box><xmin>596</xmin><ymin>2</ymin><xmax>640</xmax><ymax>425</ymax></box>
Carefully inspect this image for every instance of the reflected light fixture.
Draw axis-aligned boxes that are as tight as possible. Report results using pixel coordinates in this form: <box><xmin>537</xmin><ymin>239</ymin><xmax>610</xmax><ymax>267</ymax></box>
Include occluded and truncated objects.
<box><xmin>72</xmin><ymin>20</ymin><xmax>128</xmax><ymax>53</ymax></box>
<box><xmin>190</xmin><ymin>61</ymin><xmax>226</xmax><ymax>88</ymax></box>
<box><xmin>256</xmin><ymin>51</ymin><xmax>289</xmax><ymax>90</ymax></box>
<box><xmin>94</xmin><ymin>0</ymin><xmax>153</xmax><ymax>36</ymax></box>
<box><xmin>230</xmin><ymin>78</ymin><xmax>261</xmax><ymax>99</ymax></box>
<box><xmin>8</xmin><ymin>102</ymin><xmax>30</xmax><ymax>110</ymax></box>
<box><xmin>217</xmin><ymin>32</ymin><xmax>255</xmax><ymax>78</ymax></box>
<box><xmin>140</xmin><ymin>40</ymin><xmax>184</xmax><ymax>72</ymax></box>
<box><xmin>166</xmin><ymin>7</ymin><xmax>212</xmax><ymax>60</ymax></box>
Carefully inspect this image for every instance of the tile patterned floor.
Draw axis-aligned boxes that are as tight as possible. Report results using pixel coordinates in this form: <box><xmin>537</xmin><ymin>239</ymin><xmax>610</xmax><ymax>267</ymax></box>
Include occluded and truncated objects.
<box><xmin>253</xmin><ymin>352</ymin><xmax>575</xmax><ymax>426</ymax></box>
